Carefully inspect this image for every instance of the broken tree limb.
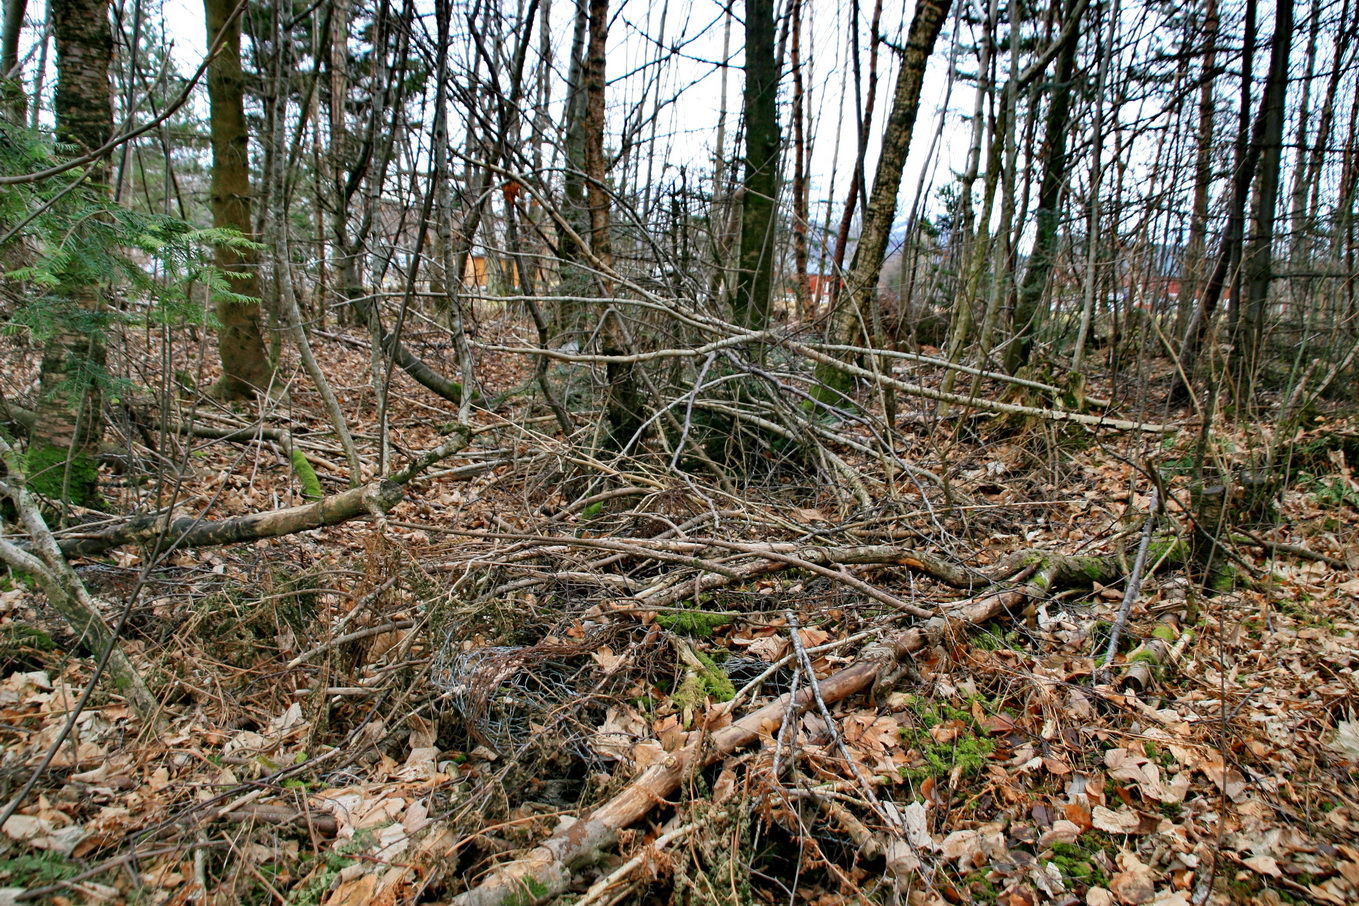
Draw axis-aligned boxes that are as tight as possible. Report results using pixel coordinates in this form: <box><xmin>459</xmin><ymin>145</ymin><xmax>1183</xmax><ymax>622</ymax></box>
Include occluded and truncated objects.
<box><xmin>0</xmin><ymin>438</ymin><xmax>162</xmax><ymax>726</ymax></box>
<box><xmin>387</xmin><ymin>425</ymin><xmax>474</xmax><ymax>486</ymax></box>
<box><xmin>1099</xmin><ymin>487</ymin><xmax>1160</xmax><ymax>684</ymax></box>
<box><xmin>448</xmin><ymin>560</ymin><xmax>1066</xmax><ymax>906</ymax></box>
<box><xmin>50</xmin><ymin>480</ymin><xmax>404</xmax><ymax>558</ymax></box>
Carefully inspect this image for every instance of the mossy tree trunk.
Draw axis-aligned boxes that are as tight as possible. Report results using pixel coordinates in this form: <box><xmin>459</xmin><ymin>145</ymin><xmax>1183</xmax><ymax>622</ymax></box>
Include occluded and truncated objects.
<box><xmin>204</xmin><ymin>0</ymin><xmax>272</xmax><ymax>398</ymax></box>
<box><xmin>31</xmin><ymin>0</ymin><xmax>113</xmax><ymax>509</ymax></box>
<box><xmin>813</xmin><ymin>0</ymin><xmax>950</xmax><ymax>406</ymax></box>
<box><xmin>1003</xmin><ymin>0</ymin><xmax>1083</xmax><ymax>375</ymax></box>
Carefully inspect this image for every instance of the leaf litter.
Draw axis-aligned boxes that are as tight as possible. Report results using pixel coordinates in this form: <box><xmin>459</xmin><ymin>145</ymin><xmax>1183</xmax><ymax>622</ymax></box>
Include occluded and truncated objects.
<box><xmin>0</xmin><ymin>334</ymin><xmax>1356</xmax><ymax>905</ymax></box>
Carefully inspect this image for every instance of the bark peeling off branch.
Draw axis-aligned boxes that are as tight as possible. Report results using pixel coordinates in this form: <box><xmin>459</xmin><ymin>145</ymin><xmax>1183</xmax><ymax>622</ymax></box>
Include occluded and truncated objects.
<box><xmin>51</xmin><ymin>480</ymin><xmax>403</xmax><ymax>558</ymax></box>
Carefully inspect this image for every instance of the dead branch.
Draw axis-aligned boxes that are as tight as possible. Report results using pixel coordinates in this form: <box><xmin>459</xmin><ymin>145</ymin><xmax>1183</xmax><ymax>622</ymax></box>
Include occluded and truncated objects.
<box><xmin>387</xmin><ymin>425</ymin><xmax>475</xmax><ymax>485</ymax></box>
<box><xmin>0</xmin><ymin>438</ymin><xmax>162</xmax><ymax>726</ymax></box>
<box><xmin>784</xmin><ymin>339</ymin><xmax>1175</xmax><ymax>433</ymax></box>
<box><xmin>447</xmin><ymin>559</ymin><xmax>1063</xmax><ymax>906</ymax></box>
<box><xmin>1099</xmin><ymin>487</ymin><xmax>1160</xmax><ymax>683</ymax></box>
<box><xmin>50</xmin><ymin>480</ymin><xmax>403</xmax><ymax>558</ymax></box>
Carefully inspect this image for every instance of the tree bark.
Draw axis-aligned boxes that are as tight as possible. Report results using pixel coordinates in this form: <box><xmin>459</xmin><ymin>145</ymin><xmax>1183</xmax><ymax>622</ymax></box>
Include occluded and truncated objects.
<box><xmin>0</xmin><ymin>0</ymin><xmax>25</xmax><ymax>121</ymax></box>
<box><xmin>1003</xmin><ymin>0</ymin><xmax>1084</xmax><ymax>375</ymax></box>
<box><xmin>813</xmin><ymin>0</ymin><xmax>951</xmax><ymax>405</ymax></box>
<box><xmin>204</xmin><ymin>0</ymin><xmax>272</xmax><ymax>399</ymax></box>
<box><xmin>31</xmin><ymin>0</ymin><xmax>113</xmax><ymax>508</ymax></box>
<box><xmin>1233</xmin><ymin>0</ymin><xmax>1294</xmax><ymax>391</ymax></box>
<box><xmin>726</xmin><ymin>0</ymin><xmax>781</xmax><ymax>330</ymax></box>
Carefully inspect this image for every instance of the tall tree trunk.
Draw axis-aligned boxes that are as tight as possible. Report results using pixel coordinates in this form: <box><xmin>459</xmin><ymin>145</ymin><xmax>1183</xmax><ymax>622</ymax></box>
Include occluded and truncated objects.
<box><xmin>556</xmin><ymin>0</ymin><xmax>592</xmax><ymax>321</ymax></box>
<box><xmin>790</xmin><ymin>0</ymin><xmax>810</xmax><ymax>321</ymax></box>
<box><xmin>1178</xmin><ymin>0</ymin><xmax>1219</xmax><ymax>339</ymax></box>
<box><xmin>0</xmin><ymin>0</ymin><xmax>26</xmax><ymax>121</ymax></box>
<box><xmin>1003</xmin><ymin>0</ymin><xmax>1084</xmax><ymax>375</ymax></box>
<box><xmin>1073</xmin><ymin>0</ymin><xmax>1116</xmax><ymax>374</ymax></box>
<box><xmin>572</xmin><ymin>0</ymin><xmax>641</xmax><ymax>447</ymax></box>
<box><xmin>938</xmin><ymin>0</ymin><xmax>998</xmax><ymax>402</ymax></box>
<box><xmin>1286</xmin><ymin>0</ymin><xmax>1322</xmax><ymax>263</ymax></box>
<box><xmin>1233</xmin><ymin>0</ymin><xmax>1294</xmax><ymax>391</ymax></box>
<box><xmin>727</xmin><ymin>0</ymin><xmax>781</xmax><ymax>330</ymax></box>
<box><xmin>826</xmin><ymin>0</ymin><xmax>883</xmax><ymax>320</ymax></box>
<box><xmin>814</xmin><ymin>0</ymin><xmax>951</xmax><ymax>405</ymax></box>
<box><xmin>204</xmin><ymin>0</ymin><xmax>272</xmax><ymax>399</ymax></box>
<box><xmin>1174</xmin><ymin>0</ymin><xmax>1258</xmax><ymax>400</ymax></box>
<box><xmin>31</xmin><ymin>0</ymin><xmax>112</xmax><ymax>508</ymax></box>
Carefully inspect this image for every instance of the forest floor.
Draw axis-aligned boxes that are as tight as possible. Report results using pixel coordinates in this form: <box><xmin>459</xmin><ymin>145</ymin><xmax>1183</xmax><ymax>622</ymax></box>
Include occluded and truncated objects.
<box><xmin>1</xmin><ymin>325</ymin><xmax>1358</xmax><ymax>906</ymax></box>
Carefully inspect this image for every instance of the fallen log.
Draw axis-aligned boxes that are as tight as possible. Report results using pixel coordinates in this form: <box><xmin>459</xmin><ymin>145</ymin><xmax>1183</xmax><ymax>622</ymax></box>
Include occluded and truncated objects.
<box><xmin>51</xmin><ymin>480</ymin><xmax>403</xmax><ymax>558</ymax></box>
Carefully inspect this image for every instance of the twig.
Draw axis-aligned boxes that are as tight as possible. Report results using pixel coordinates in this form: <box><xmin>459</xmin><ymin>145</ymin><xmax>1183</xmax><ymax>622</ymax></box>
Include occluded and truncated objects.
<box><xmin>573</xmin><ymin>818</ymin><xmax>704</xmax><ymax>906</ymax></box>
<box><xmin>1099</xmin><ymin>487</ymin><xmax>1160</xmax><ymax>684</ymax></box>
<box><xmin>1232</xmin><ymin>530</ymin><xmax>1348</xmax><ymax>569</ymax></box>
<box><xmin>785</xmin><ymin>610</ymin><xmax>909</xmax><ymax>838</ymax></box>
<box><xmin>286</xmin><ymin>621</ymin><xmax>416</xmax><ymax>670</ymax></box>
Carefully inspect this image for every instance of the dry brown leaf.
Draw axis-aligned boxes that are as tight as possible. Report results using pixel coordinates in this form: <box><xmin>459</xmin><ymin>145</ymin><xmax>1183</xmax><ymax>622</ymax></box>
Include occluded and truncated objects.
<box><xmin>1109</xmin><ymin>851</ymin><xmax>1156</xmax><ymax>904</ymax></box>
<box><xmin>1092</xmin><ymin>806</ymin><xmax>1142</xmax><ymax>834</ymax></box>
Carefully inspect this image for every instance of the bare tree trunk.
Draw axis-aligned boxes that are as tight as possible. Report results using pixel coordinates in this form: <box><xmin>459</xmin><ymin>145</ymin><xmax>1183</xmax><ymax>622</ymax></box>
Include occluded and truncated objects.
<box><xmin>1003</xmin><ymin>0</ymin><xmax>1084</xmax><ymax>374</ymax></box>
<box><xmin>790</xmin><ymin>0</ymin><xmax>811</xmax><ymax>322</ymax></box>
<box><xmin>825</xmin><ymin>0</ymin><xmax>883</xmax><ymax>321</ymax></box>
<box><xmin>556</xmin><ymin>0</ymin><xmax>592</xmax><ymax>319</ymax></box>
<box><xmin>814</xmin><ymin>0</ymin><xmax>951</xmax><ymax>405</ymax></box>
<box><xmin>204</xmin><ymin>0</ymin><xmax>272</xmax><ymax>399</ymax></box>
<box><xmin>265</xmin><ymin>0</ymin><xmax>361</xmax><ymax>484</ymax></box>
<box><xmin>938</xmin><ymin>0</ymin><xmax>999</xmax><ymax>403</ymax></box>
<box><xmin>1234</xmin><ymin>0</ymin><xmax>1294</xmax><ymax>393</ymax></box>
<box><xmin>1175</xmin><ymin>0</ymin><xmax>1259</xmax><ymax>400</ymax></box>
<box><xmin>0</xmin><ymin>0</ymin><xmax>25</xmax><ymax>120</ymax></box>
<box><xmin>1073</xmin><ymin>0</ymin><xmax>1116</xmax><ymax>374</ymax></box>
<box><xmin>1286</xmin><ymin>0</ymin><xmax>1323</xmax><ymax>263</ymax></box>
<box><xmin>1178</xmin><ymin>0</ymin><xmax>1219</xmax><ymax>338</ymax></box>
<box><xmin>727</xmin><ymin>0</ymin><xmax>781</xmax><ymax>330</ymax></box>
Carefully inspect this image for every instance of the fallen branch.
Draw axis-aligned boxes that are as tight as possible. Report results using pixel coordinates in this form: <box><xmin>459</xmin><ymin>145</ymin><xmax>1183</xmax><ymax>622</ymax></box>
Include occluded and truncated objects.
<box><xmin>449</xmin><ymin>531</ymin><xmax>1192</xmax><ymax>905</ymax></box>
<box><xmin>448</xmin><ymin>558</ymin><xmax>1063</xmax><ymax>906</ymax></box>
<box><xmin>50</xmin><ymin>480</ymin><xmax>403</xmax><ymax>558</ymax></box>
<box><xmin>0</xmin><ymin>439</ymin><xmax>162</xmax><ymax>726</ymax></box>
<box><xmin>784</xmin><ymin>339</ymin><xmax>1175</xmax><ymax>433</ymax></box>
<box><xmin>1232</xmin><ymin>531</ymin><xmax>1349</xmax><ymax>570</ymax></box>
<box><xmin>1099</xmin><ymin>487</ymin><xmax>1160</xmax><ymax>684</ymax></box>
